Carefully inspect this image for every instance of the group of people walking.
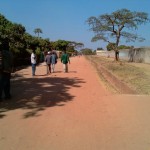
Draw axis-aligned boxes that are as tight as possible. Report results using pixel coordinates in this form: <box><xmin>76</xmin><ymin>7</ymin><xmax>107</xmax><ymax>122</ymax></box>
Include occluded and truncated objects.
<box><xmin>45</xmin><ymin>51</ymin><xmax>58</xmax><ymax>74</ymax></box>
<box><xmin>31</xmin><ymin>49</ymin><xmax>70</xmax><ymax>76</ymax></box>
<box><xmin>0</xmin><ymin>43</ymin><xmax>70</xmax><ymax>101</ymax></box>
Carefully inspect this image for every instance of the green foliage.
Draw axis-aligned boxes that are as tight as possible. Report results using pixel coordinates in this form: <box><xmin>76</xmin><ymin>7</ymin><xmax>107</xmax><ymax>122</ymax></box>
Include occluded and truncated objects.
<box><xmin>68</xmin><ymin>41</ymin><xmax>84</xmax><ymax>50</ymax></box>
<box><xmin>9</xmin><ymin>23</ymin><xmax>26</xmax><ymax>53</ymax></box>
<box><xmin>80</xmin><ymin>48</ymin><xmax>94</xmax><ymax>55</ymax></box>
<box><xmin>106</xmin><ymin>43</ymin><xmax>116</xmax><ymax>51</ymax></box>
<box><xmin>0</xmin><ymin>13</ymin><xmax>84</xmax><ymax>67</ymax></box>
<box><xmin>118</xmin><ymin>45</ymin><xmax>131</xmax><ymax>49</ymax></box>
<box><xmin>51</xmin><ymin>40</ymin><xmax>84</xmax><ymax>54</ymax></box>
<box><xmin>35</xmin><ymin>47</ymin><xmax>41</xmax><ymax>55</ymax></box>
<box><xmin>38</xmin><ymin>38</ymin><xmax>51</xmax><ymax>50</ymax></box>
<box><xmin>93</xmin><ymin>50</ymin><xmax>96</xmax><ymax>55</ymax></box>
<box><xmin>0</xmin><ymin>13</ymin><xmax>13</xmax><ymax>45</ymax></box>
<box><xmin>97</xmin><ymin>47</ymin><xmax>103</xmax><ymax>50</ymax></box>
<box><xmin>54</xmin><ymin>40</ymin><xmax>69</xmax><ymax>51</ymax></box>
<box><xmin>34</xmin><ymin>28</ymin><xmax>42</xmax><ymax>37</ymax></box>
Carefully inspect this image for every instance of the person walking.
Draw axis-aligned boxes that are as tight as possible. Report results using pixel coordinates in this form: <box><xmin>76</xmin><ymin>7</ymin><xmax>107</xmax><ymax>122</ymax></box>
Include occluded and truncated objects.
<box><xmin>51</xmin><ymin>51</ymin><xmax>58</xmax><ymax>73</ymax></box>
<box><xmin>61</xmin><ymin>50</ymin><xmax>70</xmax><ymax>73</ymax></box>
<box><xmin>31</xmin><ymin>49</ymin><xmax>37</xmax><ymax>76</ymax></box>
<box><xmin>0</xmin><ymin>40</ymin><xmax>13</xmax><ymax>101</ymax></box>
<box><xmin>45</xmin><ymin>51</ymin><xmax>51</xmax><ymax>75</ymax></box>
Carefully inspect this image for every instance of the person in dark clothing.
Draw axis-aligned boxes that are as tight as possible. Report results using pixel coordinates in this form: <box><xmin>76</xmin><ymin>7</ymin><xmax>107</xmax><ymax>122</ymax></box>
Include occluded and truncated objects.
<box><xmin>51</xmin><ymin>51</ymin><xmax>58</xmax><ymax>73</ymax></box>
<box><xmin>0</xmin><ymin>41</ymin><xmax>12</xmax><ymax>101</ymax></box>
<box><xmin>45</xmin><ymin>51</ymin><xmax>51</xmax><ymax>75</ymax></box>
<box><xmin>61</xmin><ymin>50</ymin><xmax>70</xmax><ymax>73</ymax></box>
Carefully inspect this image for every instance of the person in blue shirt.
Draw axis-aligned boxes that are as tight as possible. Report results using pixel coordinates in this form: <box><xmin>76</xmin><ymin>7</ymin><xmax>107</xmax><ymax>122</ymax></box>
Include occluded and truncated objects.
<box><xmin>51</xmin><ymin>51</ymin><xmax>58</xmax><ymax>73</ymax></box>
<box><xmin>45</xmin><ymin>51</ymin><xmax>51</xmax><ymax>75</ymax></box>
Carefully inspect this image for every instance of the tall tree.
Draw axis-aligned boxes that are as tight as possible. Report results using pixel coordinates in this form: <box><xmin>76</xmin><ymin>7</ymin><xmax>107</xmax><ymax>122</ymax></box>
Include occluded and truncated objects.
<box><xmin>0</xmin><ymin>13</ymin><xmax>12</xmax><ymax>46</ymax></box>
<box><xmin>0</xmin><ymin>13</ymin><xmax>26</xmax><ymax>53</ymax></box>
<box><xmin>54</xmin><ymin>40</ymin><xmax>69</xmax><ymax>51</ymax></box>
<box><xmin>9</xmin><ymin>23</ymin><xmax>26</xmax><ymax>53</ymax></box>
<box><xmin>80</xmin><ymin>48</ymin><xmax>93</xmax><ymax>55</ymax></box>
<box><xmin>34</xmin><ymin>28</ymin><xmax>42</xmax><ymax>37</ymax></box>
<box><xmin>67</xmin><ymin>41</ymin><xmax>84</xmax><ymax>50</ymax></box>
<box><xmin>86</xmin><ymin>9</ymin><xmax>149</xmax><ymax>61</ymax></box>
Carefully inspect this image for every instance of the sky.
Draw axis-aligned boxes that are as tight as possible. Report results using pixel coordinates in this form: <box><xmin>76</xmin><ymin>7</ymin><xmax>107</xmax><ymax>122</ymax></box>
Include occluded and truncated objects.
<box><xmin>0</xmin><ymin>0</ymin><xmax>150</xmax><ymax>50</ymax></box>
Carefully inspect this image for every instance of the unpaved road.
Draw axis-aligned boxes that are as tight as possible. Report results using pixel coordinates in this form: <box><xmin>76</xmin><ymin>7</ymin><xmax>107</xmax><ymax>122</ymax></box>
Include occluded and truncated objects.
<box><xmin>0</xmin><ymin>56</ymin><xmax>150</xmax><ymax>150</ymax></box>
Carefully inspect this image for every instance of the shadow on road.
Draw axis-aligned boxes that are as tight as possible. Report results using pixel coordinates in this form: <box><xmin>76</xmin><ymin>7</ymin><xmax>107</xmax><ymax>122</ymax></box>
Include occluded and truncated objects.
<box><xmin>0</xmin><ymin>75</ymin><xmax>85</xmax><ymax>119</ymax></box>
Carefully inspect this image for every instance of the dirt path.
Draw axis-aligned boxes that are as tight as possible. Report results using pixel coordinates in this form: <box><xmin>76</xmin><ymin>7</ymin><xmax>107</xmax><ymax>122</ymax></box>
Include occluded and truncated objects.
<box><xmin>0</xmin><ymin>56</ymin><xmax>150</xmax><ymax>150</ymax></box>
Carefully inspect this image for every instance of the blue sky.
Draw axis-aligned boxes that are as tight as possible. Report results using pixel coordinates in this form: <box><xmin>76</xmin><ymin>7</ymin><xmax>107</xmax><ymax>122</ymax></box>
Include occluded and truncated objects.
<box><xmin>0</xmin><ymin>0</ymin><xmax>150</xmax><ymax>50</ymax></box>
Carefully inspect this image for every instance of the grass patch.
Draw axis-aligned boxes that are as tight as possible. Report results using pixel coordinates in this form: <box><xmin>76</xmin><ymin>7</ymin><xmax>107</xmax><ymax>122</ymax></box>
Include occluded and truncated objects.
<box><xmin>86</xmin><ymin>55</ymin><xmax>150</xmax><ymax>95</ymax></box>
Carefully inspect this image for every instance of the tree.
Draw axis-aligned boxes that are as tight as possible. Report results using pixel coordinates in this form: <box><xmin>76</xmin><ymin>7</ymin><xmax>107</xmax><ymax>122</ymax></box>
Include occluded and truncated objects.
<box><xmin>0</xmin><ymin>13</ymin><xmax>12</xmax><ymax>46</ymax></box>
<box><xmin>106</xmin><ymin>43</ymin><xmax>116</xmax><ymax>51</ymax></box>
<box><xmin>67</xmin><ymin>41</ymin><xmax>84</xmax><ymax>52</ymax></box>
<box><xmin>34</xmin><ymin>28</ymin><xmax>42</xmax><ymax>37</ymax></box>
<box><xmin>97</xmin><ymin>47</ymin><xmax>103</xmax><ymax>50</ymax></box>
<box><xmin>54</xmin><ymin>40</ymin><xmax>69</xmax><ymax>51</ymax></box>
<box><xmin>53</xmin><ymin>40</ymin><xmax>84</xmax><ymax>53</ymax></box>
<box><xmin>80</xmin><ymin>48</ymin><xmax>94</xmax><ymax>55</ymax></box>
<box><xmin>38</xmin><ymin>38</ymin><xmax>51</xmax><ymax>50</ymax></box>
<box><xmin>118</xmin><ymin>45</ymin><xmax>131</xmax><ymax>49</ymax></box>
<box><xmin>86</xmin><ymin>9</ymin><xmax>149</xmax><ymax>61</ymax></box>
<box><xmin>68</xmin><ymin>41</ymin><xmax>84</xmax><ymax>49</ymax></box>
<box><xmin>9</xmin><ymin>23</ymin><xmax>26</xmax><ymax>53</ymax></box>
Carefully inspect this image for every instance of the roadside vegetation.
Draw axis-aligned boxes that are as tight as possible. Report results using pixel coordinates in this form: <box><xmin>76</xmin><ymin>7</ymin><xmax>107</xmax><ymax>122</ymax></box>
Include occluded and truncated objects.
<box><xmin>86</xmin><ymin>55</ymin><xmax>150</xmax><ymax>95</ymax></box>
<box><xmin>0</xmin><ymin>13</ymin><xmax>83</xmax><ymax>69</ymax></box>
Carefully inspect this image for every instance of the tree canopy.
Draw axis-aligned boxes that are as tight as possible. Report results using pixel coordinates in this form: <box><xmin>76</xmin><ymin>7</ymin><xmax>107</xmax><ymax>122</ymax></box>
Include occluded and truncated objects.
<box><xmin>0</xmin><ymin>13</ymin><xmax>85</xmax><ymax>67</ymax></box>
<box><xmin>80</xmin><ymin>48</ymin><xmax>94</xmax><ymax>55</ymax></box>
<box><xmin>86</xmin><ymin>9</ymin><xmax>150</xmax><ymax>60</ymax></box>
<box><xmin>34</xmin><ymin>28</ymin><xmax>42</xmax><ymax>37</ymax></box>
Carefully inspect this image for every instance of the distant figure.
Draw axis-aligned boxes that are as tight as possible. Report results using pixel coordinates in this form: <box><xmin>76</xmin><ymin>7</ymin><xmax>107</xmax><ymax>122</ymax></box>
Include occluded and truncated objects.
<box><xmin>0</xmin><ymin>40</ymin><xmax>13</xmax><ymax>101</ymax></box>
<box><xmin>128</xmin><ymin>46</ymin><xmax>135</xmax><ymax>62</ymax></box>
<box><xmin>40</xmin><ymin>51</ymin><xmax>44</xmax><ymax>63</ymax></box>
<box><xmin>61</xmin><ymin>50</ymin><xmax>70</xmax><ymax>73</ymax></box>
<box><xmin>51</xmin><ymin>51</ymin><xmax>58</xmax><ymax>73</ymax></box>
<box><xmin>31</xmin><ymin>49</ymin><xmax>37</xmax><ymax>76</ymax></box>
<box><xmin>45</xmin><ymin>51</ymin><xmax>51</xmax><ymax>75</ymax></box>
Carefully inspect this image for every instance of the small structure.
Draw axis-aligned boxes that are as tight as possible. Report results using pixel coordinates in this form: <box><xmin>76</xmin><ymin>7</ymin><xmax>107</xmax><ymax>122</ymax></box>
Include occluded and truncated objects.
<box><xmin>96</xmin><ymin>50</ymin><xmax>107</xmax><ymax>56</ymax></box>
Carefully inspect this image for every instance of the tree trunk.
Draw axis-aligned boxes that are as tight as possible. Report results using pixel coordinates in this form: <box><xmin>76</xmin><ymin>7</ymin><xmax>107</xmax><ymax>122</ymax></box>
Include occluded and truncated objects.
<box><xmin>115</xmin><ymin>50</ymin><xmax>119</xmax><ymax>61</ymax></box>
<box><xmin>115</xmin><ymin>34</ymin><xmax>120</xmax><ymax>61</ymax></box>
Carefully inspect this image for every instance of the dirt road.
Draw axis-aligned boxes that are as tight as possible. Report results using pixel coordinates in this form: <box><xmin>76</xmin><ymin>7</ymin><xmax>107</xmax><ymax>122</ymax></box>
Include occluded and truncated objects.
<box><xmin>0</xmin><ymin>56</ymin><xmax>150</xmax><ymax>150</ymax></box>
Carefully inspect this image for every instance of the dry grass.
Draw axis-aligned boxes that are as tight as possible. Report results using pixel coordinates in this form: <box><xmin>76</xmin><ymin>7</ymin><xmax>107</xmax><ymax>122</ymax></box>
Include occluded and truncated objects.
<box><xmin>86</xmin><ymin>55</ymin><xmax>150</xmax><ymax>95</ymax></box>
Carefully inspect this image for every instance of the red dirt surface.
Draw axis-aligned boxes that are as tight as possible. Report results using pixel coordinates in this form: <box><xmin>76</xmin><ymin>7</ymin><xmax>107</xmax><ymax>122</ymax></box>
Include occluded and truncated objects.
<box><xmin>0</xmin><ymin>56</ymin><xmax>150</xmax><ymax>150</ymax></box>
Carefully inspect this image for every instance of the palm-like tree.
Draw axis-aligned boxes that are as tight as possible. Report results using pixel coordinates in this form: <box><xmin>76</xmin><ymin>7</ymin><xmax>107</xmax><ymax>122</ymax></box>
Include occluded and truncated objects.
<box><xmin>34</xmin><ymin>28</ymin><xmax>42</xmax><ymax>37</ymax></box>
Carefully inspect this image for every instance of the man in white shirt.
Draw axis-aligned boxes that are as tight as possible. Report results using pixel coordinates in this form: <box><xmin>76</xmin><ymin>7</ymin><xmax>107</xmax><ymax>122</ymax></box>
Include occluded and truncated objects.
<box><xmin>31</xmin><ymin>49</ymin><xmax>37</xmax><ymax>76</ymax></box>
